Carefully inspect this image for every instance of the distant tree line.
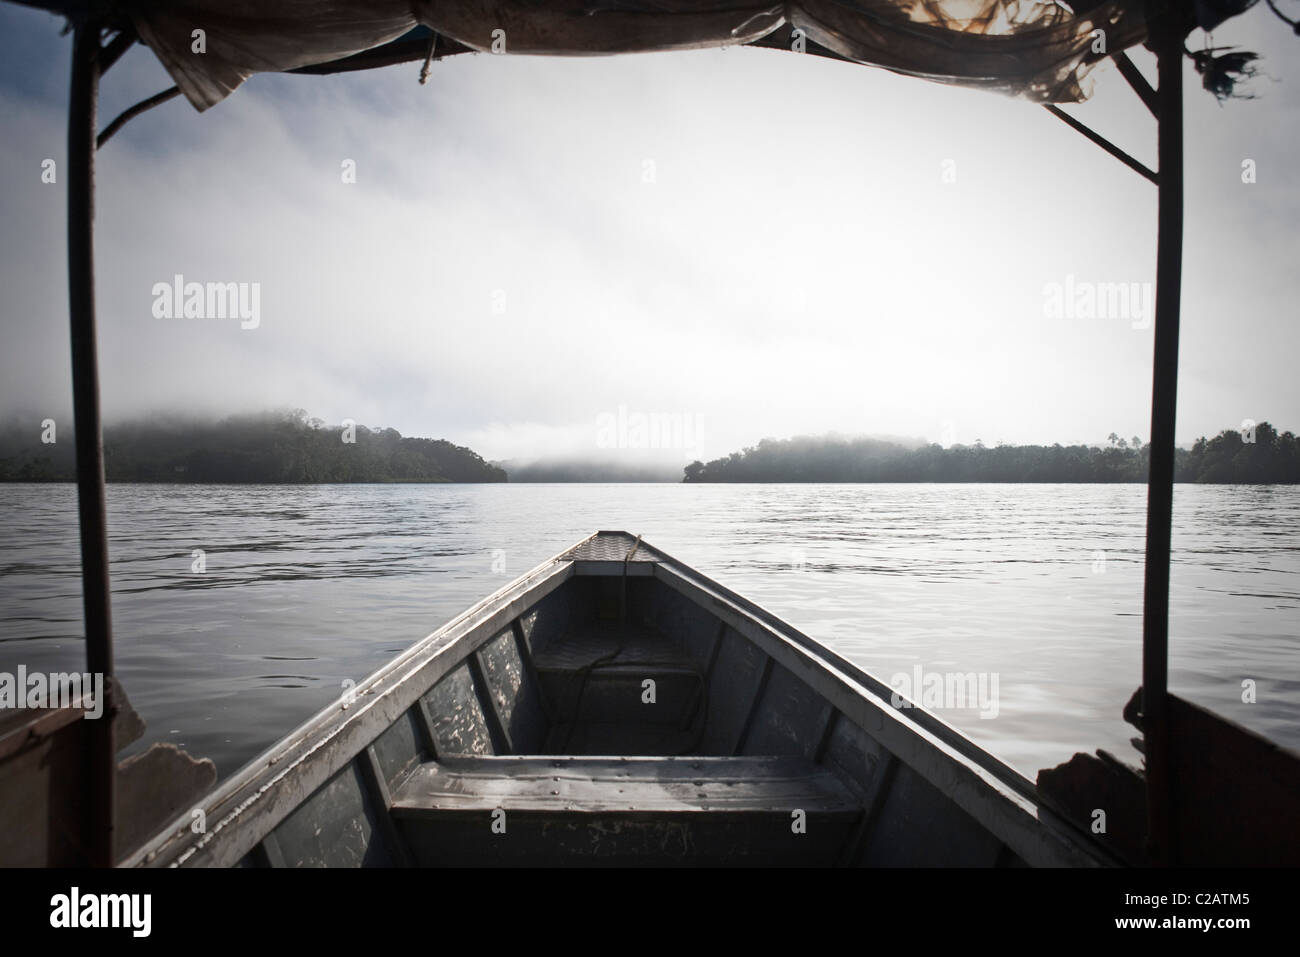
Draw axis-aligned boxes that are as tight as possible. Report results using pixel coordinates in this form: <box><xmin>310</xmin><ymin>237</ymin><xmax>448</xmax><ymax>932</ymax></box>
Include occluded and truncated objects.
<box><xmin>0</xmin><ymin>410</ymin><xmax>506</xmax><ymax>483</ymax></box>
<box><xmin>502</xmin><ymin>458</ymin><xmax>682</xmax><ymax>483</ymax></box>
<box><xmin>682</xmin><ymin>423</ymin><xmax>1300</xmax><ymax>484</ymax></box>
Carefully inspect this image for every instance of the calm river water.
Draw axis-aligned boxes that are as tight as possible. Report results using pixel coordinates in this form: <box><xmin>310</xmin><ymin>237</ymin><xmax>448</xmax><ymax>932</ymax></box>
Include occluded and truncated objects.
<box><xmin>0</xmin><ymin>483</ymin><xmax>1295</xmax><ymax>781</ymax></box>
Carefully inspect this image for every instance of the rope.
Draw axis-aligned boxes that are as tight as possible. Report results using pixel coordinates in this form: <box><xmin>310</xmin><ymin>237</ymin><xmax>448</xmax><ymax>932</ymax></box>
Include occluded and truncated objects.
<box><xmin>620</xmin><ymin>533</ymin><xmax>642</xmax><ymax>623</ymax></box>
<box><xmin>560</xmin><ymin>650</ymin><xmax>707</xmax><ymax>755</ymax></box>
<box><xmin>560</xmin><ymin>535</ymin><xmax>707</xmax><ymax>756</ymax></box>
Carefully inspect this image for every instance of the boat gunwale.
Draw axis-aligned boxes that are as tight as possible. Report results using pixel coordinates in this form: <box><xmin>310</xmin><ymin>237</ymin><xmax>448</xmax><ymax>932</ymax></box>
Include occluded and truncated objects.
<box><xmin>649</xmin><ymin>560</ymin><xmax>1117</xmax><ymax>867</ymax></box>
<box><xmin>651</xmin><ymin>556</ymin><xmax>1043</xmax><ymax>797</ymax></box>
<box><xmin>122</xmin><ymin>532</ymin><xmax>602</xmax><ymax>867</ymax></box>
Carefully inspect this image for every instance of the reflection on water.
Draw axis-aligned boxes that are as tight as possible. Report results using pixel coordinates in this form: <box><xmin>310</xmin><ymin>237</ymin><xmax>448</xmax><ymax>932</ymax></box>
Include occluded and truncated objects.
<box><xmin>0</xmin><ymin>483</ymin><xmax>1296</xmax><ymax>781</ymax></box>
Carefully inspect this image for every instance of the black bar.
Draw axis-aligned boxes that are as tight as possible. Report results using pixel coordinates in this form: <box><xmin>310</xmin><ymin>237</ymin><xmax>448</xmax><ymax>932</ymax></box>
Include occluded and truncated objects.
<box><xmin>1115</xmin><ymin>52</ymin><xmax>1159</xmax><ymax>118</ymax></box>
<box><xmin>1141</xmin><ymin>12</ymin><xmax>1185</xmax><ymax>867</ymax></box>
<box><xmin>68</xmin><ymin>22</ymin><xmax>116</xmax><ymax>867</ymax></box>
<box><xmin>1043</xmin><ymin>105</ymin><xmax>1158</xmax><ymax>185</ymax></box>
<box><xmin>97</xmin><ymin>26</ymin><xmax>136</xmax><ymax>75</ymax></box>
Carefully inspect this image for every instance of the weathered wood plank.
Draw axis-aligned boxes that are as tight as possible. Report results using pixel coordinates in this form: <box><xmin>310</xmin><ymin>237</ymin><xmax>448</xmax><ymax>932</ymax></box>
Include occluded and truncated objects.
<box><xmin>392</xmin><ymin>755</ymin><xmax>860</xmax><ymax>866</ymax></box>
<box><xmin>837</xmin><ymin>752</ymin><xmax>897</xmax><ymax>867</ymax></box>
<box><xmin>628</xmin><ymin>578</ymin><xmax>723</xmax><ymax>669</ymax></box>
<box><xmin>742</xmin><ymin>662</ymin><xmax>833</xmax><ymax>759</ymax></box>
<box><xmin>115</xmin><ymin>743</ymin><xmax>217</xmax><ymax>859</ymax></box>
<box><xmin>733</xmin><ymin>657</ymin><xmax>774</xmax><ymax>755</ymax></box>
<box><xmin>532</xmin><ymin>621</ymin><xmax>704</xmax><ymax>739</ymax></box>
<box><xmin>854</xmin><ymin>761</ymin><xmax>1005</xmax><ymax>867</ymax></box>
<box><xmin>369</xmin><ymin>708</ymin><xmax>425</xmax><ymax>790</ymax></box>
<box><xmin>359</xmin><ymin>745</ymin><xmax>413</xmax><ymax>867</ymax></box>
<box><xmin>393</xmin><ymin>755</ymin><xmax>857</xmax><ymax>814</ymax></box>
<box><xmin>412</xmin><ymin>695</ymin><xmax>440</xmax><ymax>760</ymax></box>
<box><xmin>697</xmin><ymin>628</ymin><xmax>767</xmax><ymax>756</ymax></box>
<box><xmin>258</xmin><ymin>831</ymin><xmax>287</xmax><ymax>868</ymax></box>
<box><xmin>0</xmin><ymin>679</ymin><xmax>210</xmax><ymax>865</ymax></box>
<box><xmin>1037</xmin><ymin>689</ymin><xmax>1300</xmax><ymax>867</ymax></box>
<box><xmin>1165</xmin><ymin>693</ymin><xmax>1300</xmax><ymax>866</ymax></box>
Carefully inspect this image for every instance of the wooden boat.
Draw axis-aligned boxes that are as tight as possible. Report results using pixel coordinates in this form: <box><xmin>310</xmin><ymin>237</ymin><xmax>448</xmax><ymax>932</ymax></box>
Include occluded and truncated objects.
<box><xmin>24</xmin><ymin>0</ymin><xmax>1294</xmax><ymax>869</ymax></box>
<box><xmin>123</xmin><ymin>531</ymin><xmax>1110</xmax><ymax>867</ymax></box>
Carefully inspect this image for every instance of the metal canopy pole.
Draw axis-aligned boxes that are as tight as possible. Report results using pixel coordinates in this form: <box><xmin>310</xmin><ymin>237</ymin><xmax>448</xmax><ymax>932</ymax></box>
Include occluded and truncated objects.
<box><xmin>68</xmin><ymin>22</ymin><xmax>116</xmax><ymax>868</ymax></box>
<box><xmin>1042</xmin><ymin>104</ymin><xmax>1159</xmax><ymax>183</ymax></box>
<box><xmin>1141</xmin><ymin>7</ymin><xmax>1187</xmax><ymax>867</ymax></box>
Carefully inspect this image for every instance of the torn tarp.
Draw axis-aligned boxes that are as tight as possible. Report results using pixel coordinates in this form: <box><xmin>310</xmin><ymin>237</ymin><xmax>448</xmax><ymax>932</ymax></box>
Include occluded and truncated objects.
<box><xmin>125</xmin><ymin>0</ymin><xmax>1151</xmax><ymax>111</ymax></box>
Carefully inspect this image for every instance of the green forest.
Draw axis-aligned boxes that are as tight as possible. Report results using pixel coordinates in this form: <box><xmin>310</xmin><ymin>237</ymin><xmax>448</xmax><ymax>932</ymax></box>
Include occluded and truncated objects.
<box><xmin>682</xmin><ymin>423</ymin><xmax>1300</xmax><ymax>484</ymax></box>
<box><xmin>0</xmin><ymin>410</ymin><xmax>506</xmax><ymax>483</ymax></box>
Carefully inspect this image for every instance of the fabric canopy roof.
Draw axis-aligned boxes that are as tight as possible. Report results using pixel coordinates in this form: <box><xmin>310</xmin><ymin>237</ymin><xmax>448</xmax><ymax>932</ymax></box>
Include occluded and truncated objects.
<box><xmin>123</xmin><ymin>0</ymin><xmax>1153</xmax><ymax>111</ymax></box>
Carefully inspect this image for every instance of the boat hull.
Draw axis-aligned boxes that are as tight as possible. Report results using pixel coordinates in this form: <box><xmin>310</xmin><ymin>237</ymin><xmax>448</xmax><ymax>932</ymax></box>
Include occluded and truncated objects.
<box><xmin>125</xmin><ymin>532</ymin><xmax>1107</xmax><ymax>868</ymax></box>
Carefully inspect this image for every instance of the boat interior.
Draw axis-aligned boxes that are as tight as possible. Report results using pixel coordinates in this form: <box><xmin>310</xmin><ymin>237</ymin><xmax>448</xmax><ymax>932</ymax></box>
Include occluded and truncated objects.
<box><xmin>129</xmin><ymin>532</ymin><xmax>1104</xmax><ymax>868</ymax></box>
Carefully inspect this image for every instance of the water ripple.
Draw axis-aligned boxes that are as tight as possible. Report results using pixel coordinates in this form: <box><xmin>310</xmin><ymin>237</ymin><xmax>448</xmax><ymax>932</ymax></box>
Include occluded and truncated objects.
<box><xmin>0</xmin><ymin>482</ymin><xmax>1295</xmax><ymax>781</ymax></box>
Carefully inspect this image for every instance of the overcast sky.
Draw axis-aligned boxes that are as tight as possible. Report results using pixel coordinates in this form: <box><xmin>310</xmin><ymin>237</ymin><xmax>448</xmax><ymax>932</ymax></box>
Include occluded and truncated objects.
<box><xmin>1</xmin><ymin>5</ymin><xmax>1296</xmax><ymax>466</ymax></box>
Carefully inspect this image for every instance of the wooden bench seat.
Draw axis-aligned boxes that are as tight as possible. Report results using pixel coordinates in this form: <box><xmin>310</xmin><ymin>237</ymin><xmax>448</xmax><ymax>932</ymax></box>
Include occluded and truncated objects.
<box><xmin>390</xmin><ymin>755</ymin><xmax>861</xmax><ymax>865</ymax></box>
<box><xmin>531</xmin><ymin>622</ymin><xmax>706</xmax><ymax>753</ymax></box>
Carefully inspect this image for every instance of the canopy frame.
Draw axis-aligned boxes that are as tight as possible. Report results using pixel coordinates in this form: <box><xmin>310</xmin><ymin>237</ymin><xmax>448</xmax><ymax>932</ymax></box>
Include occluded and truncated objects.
<box><xmin>59</xmin><ymin>4</ymin><xmax>1195</xmax><ymax>867</ymax></box>
<box><xmin>67</xmin><ymin>20</ymin><xmax>115</xmax><ymax>868</ymax></box>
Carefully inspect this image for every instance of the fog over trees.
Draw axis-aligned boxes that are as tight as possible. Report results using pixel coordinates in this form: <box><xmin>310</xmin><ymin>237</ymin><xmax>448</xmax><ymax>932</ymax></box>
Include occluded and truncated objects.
<box><xmin>3</xmin><ymin>412</ymin><xmax>1295</xmax><ymax>484</ymax></box>
<box><xmin>0</xmin><ymin>409</ymin><xmax>505</xmax><ymax>483</ymax></box>
<box><xmin>681</xmin><ymin>424</ymin><xmax>1300</xmax><ymax>484</ymax></box>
